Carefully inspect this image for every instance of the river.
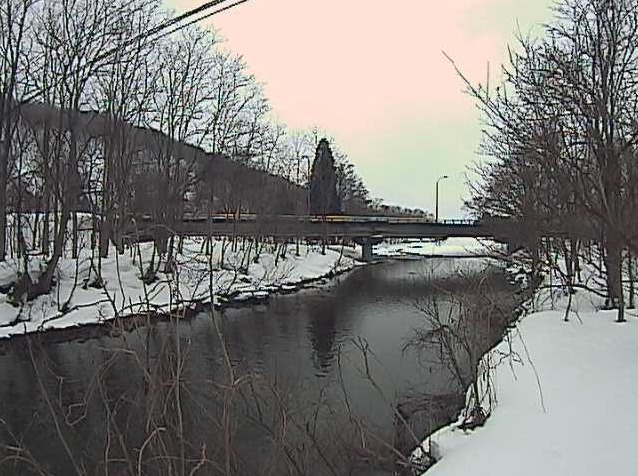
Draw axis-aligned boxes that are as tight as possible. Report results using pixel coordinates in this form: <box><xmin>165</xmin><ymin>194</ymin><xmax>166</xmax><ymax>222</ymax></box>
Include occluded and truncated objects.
<box><xmin>0</xmin><ymin>256</ymin><xmax>517</xmax><ymax>475</ymax></box>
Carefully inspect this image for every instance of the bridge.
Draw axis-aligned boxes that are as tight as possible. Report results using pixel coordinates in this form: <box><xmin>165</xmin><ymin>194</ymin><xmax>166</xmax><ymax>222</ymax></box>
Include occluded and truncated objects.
<box><xmin>127</xmin><ymin>215</ymin><xmax>505</xmax><ymax>261</ymax></box>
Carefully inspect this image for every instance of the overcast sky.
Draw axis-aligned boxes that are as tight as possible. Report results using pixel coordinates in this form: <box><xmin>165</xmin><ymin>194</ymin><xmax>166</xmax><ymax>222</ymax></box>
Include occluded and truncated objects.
<box><xmin>164</xmin><ymin>0</ymin><xmax>553</xmax><ymax>218</ymax></box>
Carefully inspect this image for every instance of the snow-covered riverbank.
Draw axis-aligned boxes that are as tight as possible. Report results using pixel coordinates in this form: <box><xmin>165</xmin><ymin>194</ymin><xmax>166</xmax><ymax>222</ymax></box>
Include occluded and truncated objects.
<box><xmin>419</xmin><ymin>279</ymin><xmax>638</xmax><ymax>475</ymax></box>
<box><xmin>375</xmin><ymin>237</ymin><xmax>498</xmax><ymax>258</ymax></box>
<box><xmin>0</xmin><ymin>236</ymin><xmax>495</xmax><ymax>339</ymax></box>
<box><xmin>0</xmin><ymin>239</ymin><xmax>359</xmax><ymax>338</ymax></box>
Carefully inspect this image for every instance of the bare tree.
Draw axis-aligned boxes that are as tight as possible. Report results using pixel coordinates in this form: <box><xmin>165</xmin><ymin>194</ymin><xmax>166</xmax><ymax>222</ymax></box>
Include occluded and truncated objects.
<box><xmin>13</xmin><ymin>0</ymin><xmax>129</xmax><ymax>300</ymax></box>
<box><xmin>145</xmin><ymin>26</ymin><xmax>220</xmax><ymax>274</ymax></box>
<box><xmin>462</xmin><ymin>0</ymin><xmax>638</xmax><ymax>322</ymax></box>
<box><xmin>0</xmin><ymin>0</ymin><xmax>35</xmax><ymax>261</ymax></box>
<box><xmin>93</xmin><ymin>0</ymin><xmax>163</xmax><ymax>275</ymax></box>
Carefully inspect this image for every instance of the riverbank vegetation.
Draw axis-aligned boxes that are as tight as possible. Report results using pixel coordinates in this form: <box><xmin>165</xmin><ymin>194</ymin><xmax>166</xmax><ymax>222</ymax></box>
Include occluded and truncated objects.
<box><xmin>461</xmin><ymin>0</ymin><xmax>638</xmax><ymax>323</ymax></box>
<box><xmin>413</xmin><ymin>0</ymin><xmax>638</xmax><ymax>473</ymax></box>
<box><xmin>0</xmin><ymin>0</ymin><xmax>379</xmax><ymax>325</ymax></box>
<box><xmin>0</xmin><ymin>218</ymin><xmax>356</xmax><ymax>337</ymax></box>
<box><xmin>417</xmin><ymin>257</ymin><xmax>638</xmax><ymax>476</ymax></box>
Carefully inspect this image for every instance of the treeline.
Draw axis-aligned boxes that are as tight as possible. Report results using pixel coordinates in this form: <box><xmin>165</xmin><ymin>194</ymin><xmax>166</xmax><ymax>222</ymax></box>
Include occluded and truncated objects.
<box><xmin>465</xmin><ymin>0</ymin><xmax>638</xmax><ymax>321</ymax></box>
<box><xmin>0</xmin><ymin>0</ymin><xmax>371</xmax><ymax>300</ymax></box>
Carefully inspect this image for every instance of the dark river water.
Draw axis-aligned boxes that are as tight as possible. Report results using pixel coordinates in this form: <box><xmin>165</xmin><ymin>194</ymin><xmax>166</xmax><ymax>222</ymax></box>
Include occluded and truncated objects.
<box><xmin>0</xmin><ymin>257</ymin><xmax>513</xmax><ymax>476</ymax></box>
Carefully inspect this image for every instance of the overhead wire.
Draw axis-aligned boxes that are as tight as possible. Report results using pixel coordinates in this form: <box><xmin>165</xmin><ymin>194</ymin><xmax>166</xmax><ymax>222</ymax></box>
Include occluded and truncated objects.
<box><xmin>20</xmin><ymin>0</ymin><xmax>249</xmax><ymax>104</ymax></box>
<box><xmin>95</xmin><ymin>0</ymin><xmax>249</xmax><ymax>65</ymax></box>
<box><xmin>125</xmin><ymin>0</ymin><xmax>233</xmax><ymax>46</ymax></box>
<box><xmin>152</xmin><ymin>0</ymin><xmax>250</xmax><ymax>43</ymax></box>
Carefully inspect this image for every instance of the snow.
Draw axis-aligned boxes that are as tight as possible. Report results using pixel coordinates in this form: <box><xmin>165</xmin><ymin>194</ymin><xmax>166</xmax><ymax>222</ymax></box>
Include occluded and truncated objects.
<box><xmin>0</xmin><ymin>235</ymin><xmax>498</xmax><ymax>339</ymax></box>
<box><xmin>374</xmin><ymin>237</ymin><xmax>499</xmax><ymax>258</ymax></box>
<box><xmin>0</xmin><ymin>238</ymin><xmax>357</xmax><ymax>338</ymax></box>
<box><xmin>419</xmin><ymin>278</ymin><xmax>638</xmax><ymax>475</ymax></box>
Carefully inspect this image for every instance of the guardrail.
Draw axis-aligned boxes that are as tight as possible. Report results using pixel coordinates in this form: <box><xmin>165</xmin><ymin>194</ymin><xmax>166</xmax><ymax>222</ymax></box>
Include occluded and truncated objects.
<box><xmin>177</xmin><ymin>214</ymin><xmax>480</xmax><ymax>226</ymax></box>
<box><xmin>438</xmin><ymin>219</ymin><xmax>478</xmax><ymax>226</ymax></box>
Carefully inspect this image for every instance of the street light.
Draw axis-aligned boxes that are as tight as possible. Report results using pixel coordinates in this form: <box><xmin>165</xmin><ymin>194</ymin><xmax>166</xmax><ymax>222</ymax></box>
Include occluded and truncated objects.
<box><xmin>435</xmin><ymin>175</ymin><xmax>449</xmax><ymax>223</ymax></box>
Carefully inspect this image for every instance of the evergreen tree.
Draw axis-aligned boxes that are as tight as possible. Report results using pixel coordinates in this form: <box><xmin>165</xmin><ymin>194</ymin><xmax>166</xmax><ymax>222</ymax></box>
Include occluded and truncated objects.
<box><xmin>309</xmin><ymin>138</ymin><xmax>341</xmax><ymax>215</ymax></box>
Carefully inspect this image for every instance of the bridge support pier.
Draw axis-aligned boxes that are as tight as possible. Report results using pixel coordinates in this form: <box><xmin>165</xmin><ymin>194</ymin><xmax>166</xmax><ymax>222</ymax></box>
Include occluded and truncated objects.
<box><xmin>354</xmin><ymin>236</ymin><xmax>382</xmax><ymax>262</ymax></box>
<box><xmin>361</xmin><ymin>238</ymin><xmax>374</xmax><ymax>262</ymax></box>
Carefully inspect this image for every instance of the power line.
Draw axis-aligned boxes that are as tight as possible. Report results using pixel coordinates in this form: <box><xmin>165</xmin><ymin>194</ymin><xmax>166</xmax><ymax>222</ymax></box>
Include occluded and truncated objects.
<box><xmin>153</xmin><ymin>0</ymin><xmax>250</xmax><ymax>43</ymax></box>
<box><xmin>20</xmin><ymin>0</ymin><xmax>249</xmax><ymax>105</ymax></box>
<box><xmin>126</xmin><ymin>0</ymin><xmax>234</xmax><ymax>47</ymax></box>
<box><xmin>96</xmin><ymin>0</ymin><xmax>248</xmax><ymax>64</ymax></box>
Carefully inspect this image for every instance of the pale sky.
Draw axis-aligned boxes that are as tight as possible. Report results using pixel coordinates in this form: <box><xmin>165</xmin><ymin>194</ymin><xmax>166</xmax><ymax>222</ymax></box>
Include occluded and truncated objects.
<box><xmin>164</xmin><ymin>0</ymin><xmax>553</xmax><ymax>218</ymax></box>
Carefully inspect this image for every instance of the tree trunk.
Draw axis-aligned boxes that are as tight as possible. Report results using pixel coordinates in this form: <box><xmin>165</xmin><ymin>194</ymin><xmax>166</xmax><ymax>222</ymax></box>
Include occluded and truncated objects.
<box><xmin>628</xmin><ymin>252</ymin><xmax>635</xmax><ymax>309</ymax></box>
<box><xmin>0</xmin><ymin>99</ymin><xmax>10</xmax><ymax>262</ymax></box>
<box><xmin>574</xmin><ymin>240</ymin><xmax>582</xmax><ymax>283</ymax></box>
<box><xmin>99</xmin><ymin>217</ymin><xmax>112</xmax><ymax>259</ymax></box>
<box><xmin>27</xmin><ymin>111</ymin><xmax>80</xmax><ymax>300</ymax></box>
<box><xmin>562</xmin><ymin>239</ymin><xmax>574</xmax><ymax>294</ymax></box>
<box><xmin>72</xmin><ymin>211</ymin><xmax>78</xmax><ymax>259</ymax></box>
<box><xmin>604</xmin><ymin>232</ymin><xmax>625</xmax><ymax>322</ymax></box>
<box><xmin>24</xmin><ymin>209</ymin><xmax>72</xmax><ymax>300</ymax></box>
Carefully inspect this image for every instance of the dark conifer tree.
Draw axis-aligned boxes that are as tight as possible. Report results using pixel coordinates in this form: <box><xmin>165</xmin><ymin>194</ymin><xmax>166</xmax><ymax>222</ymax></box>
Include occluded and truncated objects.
<box><xmin>309</xmin><ymin>138</ymin><xmax>341</xmax><ymax>215</ymax></box>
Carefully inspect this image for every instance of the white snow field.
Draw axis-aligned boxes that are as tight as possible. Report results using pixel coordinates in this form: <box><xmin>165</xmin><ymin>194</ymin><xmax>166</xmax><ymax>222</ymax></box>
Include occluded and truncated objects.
<box><xmin>0</xmin><ymin>238</ymin><xmax>357</xmax><ymax>338</ymax></box>
<box><xmin>420</xmin><ymin>283</ymin><xmax>638</xmax><ymax>475</ymax></box>
<box><xmin>375</xmin><ymin>237</ymin><xmax>499</xmax><ymax>258</ymax></box>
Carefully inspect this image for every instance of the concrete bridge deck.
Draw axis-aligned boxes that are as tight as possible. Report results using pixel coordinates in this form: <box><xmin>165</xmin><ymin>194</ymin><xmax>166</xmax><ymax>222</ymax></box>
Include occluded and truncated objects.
<box><xmin>125</xmin><ymin>213</ymin><xmax>595</xmax><ymax>261</ymax></box>
<box><xmin>127</xmin><ymin>215</ymin><xmax>498</xmax><ymax>261</ymax></box>
<box><xmin>131</xmin><ymin>215</ymin><xmax>494</xmax><ymax>239</ymax></box>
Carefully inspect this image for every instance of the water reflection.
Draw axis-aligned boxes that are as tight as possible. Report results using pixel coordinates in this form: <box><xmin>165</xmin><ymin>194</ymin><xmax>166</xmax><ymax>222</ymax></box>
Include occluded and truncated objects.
<box><xmin>307</xmin><ymin>296</ymin><xmax>338</xmax><ymax>373</ymax></box>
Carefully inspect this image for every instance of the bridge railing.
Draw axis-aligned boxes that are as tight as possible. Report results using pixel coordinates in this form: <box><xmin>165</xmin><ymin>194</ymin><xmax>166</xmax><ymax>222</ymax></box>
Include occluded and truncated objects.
<box><xmin>178</xmin><ymin>214</ymin><xmax>480</xmax><ymax>225</ymax></box>
<box><xmin>438</xmin><ymin>218</ymin><xmax>479</xmax><ymax>226</ymax></box>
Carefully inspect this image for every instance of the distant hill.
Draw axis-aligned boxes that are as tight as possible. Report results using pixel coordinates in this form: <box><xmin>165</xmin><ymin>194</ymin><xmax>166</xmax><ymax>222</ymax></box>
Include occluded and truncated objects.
<box><xmin>16</xmin><ymin>102</ymin><xmax>307</xmax><ymax>216</ymax></box>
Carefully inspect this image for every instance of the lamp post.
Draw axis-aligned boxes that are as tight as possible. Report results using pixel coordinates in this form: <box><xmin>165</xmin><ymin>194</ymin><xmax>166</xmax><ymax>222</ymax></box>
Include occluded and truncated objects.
<box><xmin>435</xmin><ymin>175</ymin><xmax>449</xmax><ymax>223</ymax></box>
